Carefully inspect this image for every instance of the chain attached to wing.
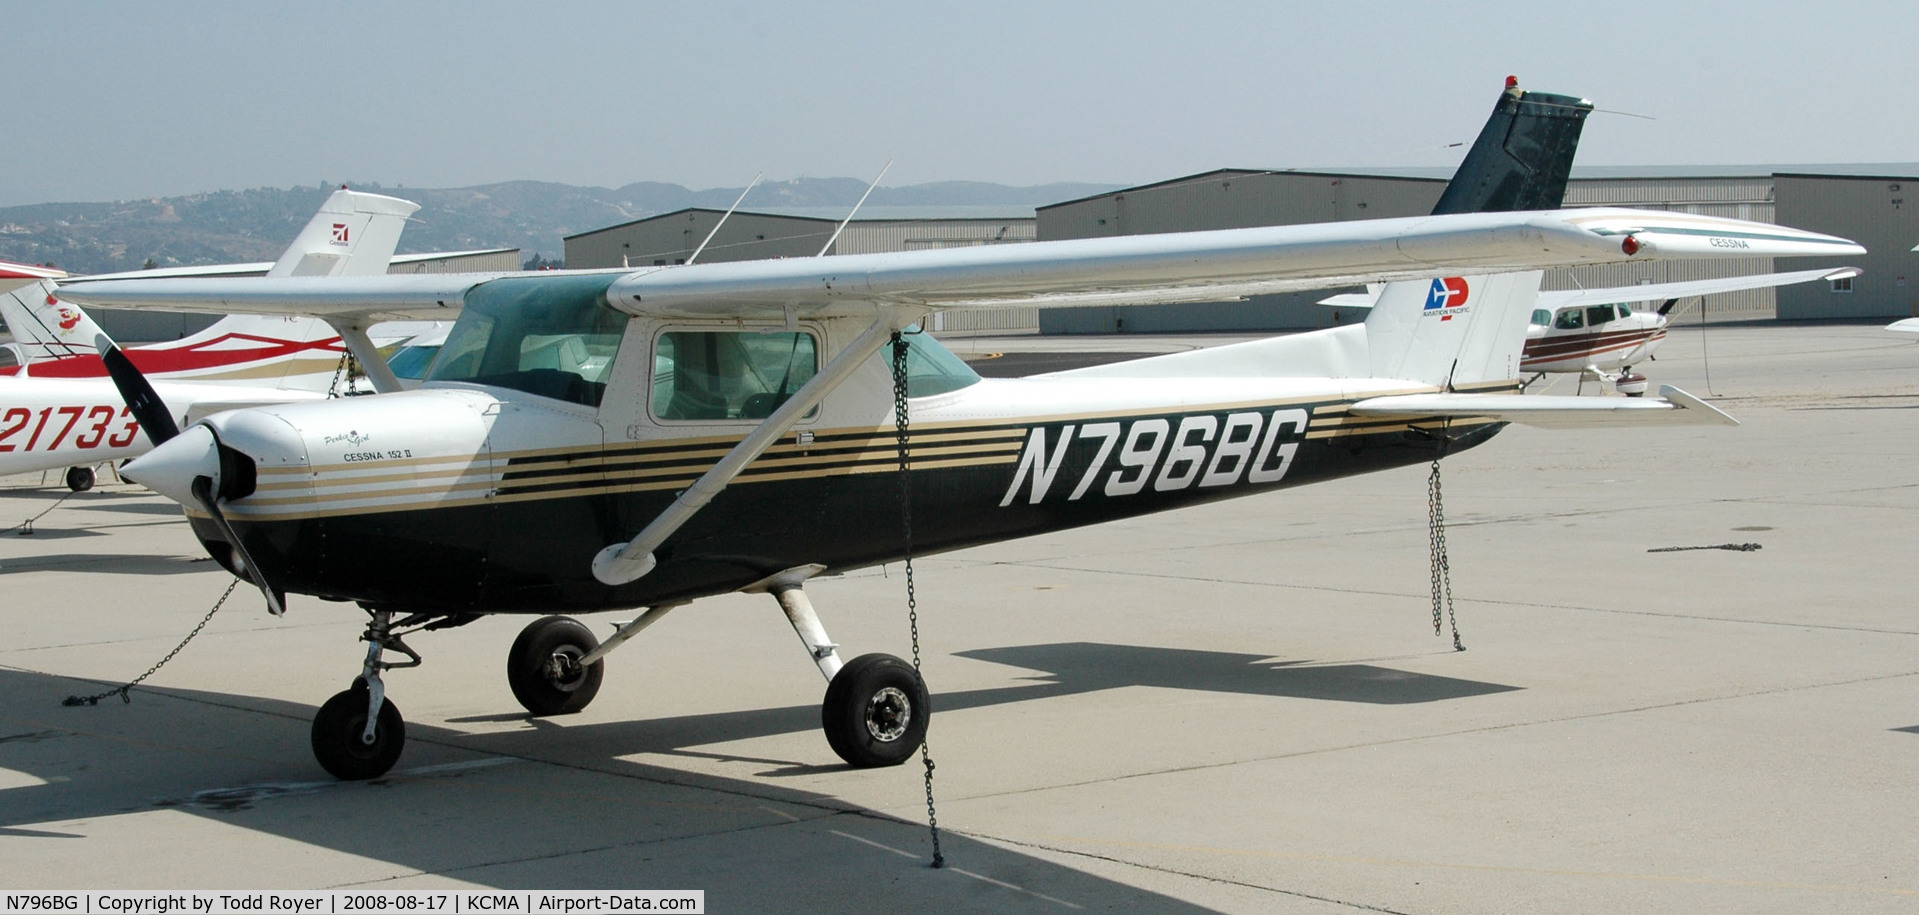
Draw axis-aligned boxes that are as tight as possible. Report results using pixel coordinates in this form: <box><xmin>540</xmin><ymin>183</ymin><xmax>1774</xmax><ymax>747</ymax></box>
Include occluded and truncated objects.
<box><xmin>891</xmin><ymin>330</ymin><xmax>945</xmax><ymax>869</ymax></box>
<box><xmin>1427</xmin><ymin>458</ymin><xmax>1464</xmax><ymax>651</ymax></box>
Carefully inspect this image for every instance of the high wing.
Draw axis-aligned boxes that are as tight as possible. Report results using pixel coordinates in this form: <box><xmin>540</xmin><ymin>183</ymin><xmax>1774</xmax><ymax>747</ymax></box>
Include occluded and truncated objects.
<box><xmin>1321</xmin><ymin>265</ymin><xmax>1862</xmax><ymax>312</ymax></box>
<box><xmin>54</xmin><ymin>207</ymin><xmax>1862</xmax><ymax>324</ymax></box>
<box><xmin>1350</xmin><ymin>385</ymin><xmax>1737</xmax><ymax>428</ymax></box>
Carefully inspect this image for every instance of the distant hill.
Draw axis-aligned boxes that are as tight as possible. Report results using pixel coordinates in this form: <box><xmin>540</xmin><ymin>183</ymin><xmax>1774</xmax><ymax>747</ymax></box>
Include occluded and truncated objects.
<box><xmin>0</xmin><ymin>178</ymin><xmax>1120</xmax><ymax>275</ymax></box>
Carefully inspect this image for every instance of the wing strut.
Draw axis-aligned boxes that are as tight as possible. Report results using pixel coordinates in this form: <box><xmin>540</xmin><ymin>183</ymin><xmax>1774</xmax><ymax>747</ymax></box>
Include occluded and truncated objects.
<box><xmin>590</xmin><ymin>308</ymin><xmax>919</xmax><ymax>586</ymax></box>
<box><xmin>326</xmin><ymin>320</ymin><xmax>404</xmax><ymax>394</ymax></box>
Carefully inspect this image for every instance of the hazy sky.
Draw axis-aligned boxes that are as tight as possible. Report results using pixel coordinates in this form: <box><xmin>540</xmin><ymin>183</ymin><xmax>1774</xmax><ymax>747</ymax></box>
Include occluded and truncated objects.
<box><xmin>7</xmin><ymin>0</ymin><xmax>1916</xmax><ymax>207</ymax></box>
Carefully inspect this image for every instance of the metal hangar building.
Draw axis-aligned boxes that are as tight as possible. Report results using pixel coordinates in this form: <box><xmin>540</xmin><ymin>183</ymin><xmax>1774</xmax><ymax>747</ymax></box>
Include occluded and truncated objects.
<box><xmin>1034</xmin><ymin>166</ymin><xmax>1919</xmax><ymax>333</ymax></box>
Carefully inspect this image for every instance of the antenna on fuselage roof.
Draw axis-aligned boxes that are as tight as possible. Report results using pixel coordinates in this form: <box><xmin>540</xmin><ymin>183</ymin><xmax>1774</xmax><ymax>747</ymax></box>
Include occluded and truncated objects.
<box><xmin>816</xmin><ymin>159</ymin><xmax>892</xmax><ymax>257</ymax></box>
<box><xmin>686</xmin><ymin>172</ymin><xmax>763</xmax><ymax>266</ymax></box>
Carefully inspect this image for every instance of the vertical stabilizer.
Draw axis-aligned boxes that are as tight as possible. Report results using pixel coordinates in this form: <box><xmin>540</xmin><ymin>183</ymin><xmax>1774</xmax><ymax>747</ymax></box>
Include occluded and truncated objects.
<box><xmin>1364</xmin><ymin>271</ymin><xmax>1543</xmax><ymax>386</ymax></box>
<box><xmin>1365</xmin><ymin>77</ymin><xmax>1586</xmax><ymax>386</ymax></box>
<box><xmin>1</xmin><ymin>279</ymin><xmax>113</xmax><ymax>365</ymax></box>
<box><xmin>266</xmin><ymin>188</ymin><xmax>420</xmax><ymax>277</ymax></box>
<box><xmin>1430</xmin><ymin>79</ymin><xmax>1592</xmax><ymax>216</ymax></box>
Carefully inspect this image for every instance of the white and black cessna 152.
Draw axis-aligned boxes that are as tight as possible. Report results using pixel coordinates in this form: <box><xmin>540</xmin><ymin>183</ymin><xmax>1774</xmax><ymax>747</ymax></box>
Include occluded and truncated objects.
<box><xmin>60</xmin><ymin>82</ymin><xmax>1866</xmax><ymax>780</ymax></box>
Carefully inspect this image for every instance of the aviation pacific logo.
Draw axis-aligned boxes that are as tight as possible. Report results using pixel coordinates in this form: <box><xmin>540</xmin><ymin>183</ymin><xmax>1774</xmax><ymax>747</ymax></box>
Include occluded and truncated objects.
<box><xmin>1424</xmin><ymin>276</ymin><xmax>1470</xmax><ymax>320</ymax></box>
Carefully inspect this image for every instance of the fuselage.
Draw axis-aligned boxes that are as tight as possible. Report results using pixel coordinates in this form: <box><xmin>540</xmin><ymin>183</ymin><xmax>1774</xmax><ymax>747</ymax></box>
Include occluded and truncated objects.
<box><xmin>183</xmin><ymin>376</ymin><xmax>1501</xmax><ymax>615</ymax></box>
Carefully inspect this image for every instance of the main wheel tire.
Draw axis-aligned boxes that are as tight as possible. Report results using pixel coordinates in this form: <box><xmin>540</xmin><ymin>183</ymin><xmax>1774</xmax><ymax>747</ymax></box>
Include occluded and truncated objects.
<box><xmin>311</xmin><ymin>685</ymin><xmax>405</xmax><ymax>780</ymax></box>
<box><xmin>507</xmin><ymin>616</ymin><xmax>604</xmax><ymax>716</ymax></box>
<box><xmin>65</xmin><ymin>466</ymin><xmax>95</xmax><ymax>492</ymax></box>
<box><xmin>822</xmin><ymin>653</ymin><xmax>930</xmax><ymax>768</ymax></box>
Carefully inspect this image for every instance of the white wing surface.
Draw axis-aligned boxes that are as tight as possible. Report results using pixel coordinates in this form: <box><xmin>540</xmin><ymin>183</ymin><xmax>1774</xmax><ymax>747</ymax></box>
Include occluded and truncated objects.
<box><xmin>55</xmin><ymin>207</ymin><xmax>1862</xmax><ymax>323</ymax></box>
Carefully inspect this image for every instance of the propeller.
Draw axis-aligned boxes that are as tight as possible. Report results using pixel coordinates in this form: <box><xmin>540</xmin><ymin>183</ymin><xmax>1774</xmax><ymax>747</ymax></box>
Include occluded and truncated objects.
<box><xmin>1656</xmin><ymin>297</ymin><xmax>1683</xmax><ymax>317</ymax></box>
<box><xmin>96</xmin><ymin>334</ymin><xmax>179</xmax><ymax>443</ymax></box>
<box><xmin>97</xmin><ymin>336</ymin><xmax>286</xmax><ymax>616</ymax></box>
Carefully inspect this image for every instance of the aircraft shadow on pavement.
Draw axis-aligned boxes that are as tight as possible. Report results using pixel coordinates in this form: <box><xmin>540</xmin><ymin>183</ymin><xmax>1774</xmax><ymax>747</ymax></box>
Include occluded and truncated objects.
<box><xmin>0</xmin><ymin>667</ymin><xmax>1231</xmax><ymax>911</ymax></box>
<box><xmin>954</xmin><ymin>642</ymin><xmax>1519</xmax><ymax>705</ymax></box>
<box><xmin>441</xmin><ymin>641</ymin><xmax>1517</xmax><ymax>767</ymax></box>
<box><xmin>0</xmin><ymin>552</ymin><xmax>210</xmax><ymax>575</ymax></box>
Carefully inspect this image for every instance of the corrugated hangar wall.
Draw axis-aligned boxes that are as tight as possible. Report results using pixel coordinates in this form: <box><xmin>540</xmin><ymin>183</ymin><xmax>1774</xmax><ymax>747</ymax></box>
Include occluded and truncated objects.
<box><xmin>1774</xmin><ymin>174</ymin><xmax>1919</xmax><ymax>320</ymax></box>
<box><xmin>1037</xmin><ymin>171</ymin><xmax>1790</xmax><ymax>334</ymax></box>
<box><xmin>566</xmin><ymin>209</ymin><xmax>1040</xmax><ymax>333</ymax></box>
<box><xmin>567</xmin><ymin>210</ymin><xmax>1037</xmax><ymax>267</ymax></box>
<box><xmin>1037</xmin><ymin>171</ymin><xmax>1449</xmax><ymax>333</ymax></box>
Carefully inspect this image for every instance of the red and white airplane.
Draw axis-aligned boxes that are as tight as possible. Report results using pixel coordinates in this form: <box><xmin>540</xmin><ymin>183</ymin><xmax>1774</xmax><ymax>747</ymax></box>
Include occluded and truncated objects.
<box><xmin>0</xmin><ymin>188</ymin><xmax>422</xmax><ymax>489</ymax></box>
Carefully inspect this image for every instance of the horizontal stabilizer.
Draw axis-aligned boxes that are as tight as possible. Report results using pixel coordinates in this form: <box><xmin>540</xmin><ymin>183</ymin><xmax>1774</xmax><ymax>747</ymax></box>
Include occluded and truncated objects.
<box><xmin>1349</xmin><ymin>384</ymin><xmax>1736</xmax><ymax>428</ymax></box>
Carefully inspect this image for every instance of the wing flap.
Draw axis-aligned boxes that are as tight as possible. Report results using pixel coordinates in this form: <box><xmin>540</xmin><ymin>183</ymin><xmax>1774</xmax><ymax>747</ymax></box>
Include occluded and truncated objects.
<box><xmin>1349</xmin><ymin>385</ymin><xmax>1737</xmax><ymax>428</ymax></box>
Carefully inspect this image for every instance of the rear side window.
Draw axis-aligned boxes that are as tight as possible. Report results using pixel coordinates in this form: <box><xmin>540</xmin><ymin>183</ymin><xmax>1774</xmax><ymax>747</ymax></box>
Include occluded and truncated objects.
<box><xmin>652</xmin><ymin>331</ymin><xmax>819</xmax><ymax>421</ymax></box>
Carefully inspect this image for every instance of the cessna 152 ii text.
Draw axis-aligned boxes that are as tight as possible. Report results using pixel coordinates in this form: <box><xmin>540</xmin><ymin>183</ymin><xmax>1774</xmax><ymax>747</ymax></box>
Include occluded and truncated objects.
<box><xmin>0</xmin><ymin>189</ymin><xmax>433</xmax><ymax>489</ymax></box>
<box><xmin>63</xmin><ymin>82</ymin><xmax>1867</xmax><ymax>780</ymax></box>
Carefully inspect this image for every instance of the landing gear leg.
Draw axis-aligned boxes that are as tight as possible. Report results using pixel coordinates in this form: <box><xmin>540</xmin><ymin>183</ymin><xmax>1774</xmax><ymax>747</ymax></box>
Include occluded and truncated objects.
<box><xmin>311</xmin><ymin>610</ymin><xmax>420</xmax><ymax>780</ymax></box>
<box><xmin>749</xmin><ymin>567</ymin><xmax>929</xmax><ymax>768</ymax></box>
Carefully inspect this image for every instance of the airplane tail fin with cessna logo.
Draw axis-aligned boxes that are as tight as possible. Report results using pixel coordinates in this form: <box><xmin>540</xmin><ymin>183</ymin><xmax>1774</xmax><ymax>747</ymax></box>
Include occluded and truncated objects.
<box><xmin>2</xmin><ymin>188</ymin><xmax>419</xmax><ymax>391</ymax></box>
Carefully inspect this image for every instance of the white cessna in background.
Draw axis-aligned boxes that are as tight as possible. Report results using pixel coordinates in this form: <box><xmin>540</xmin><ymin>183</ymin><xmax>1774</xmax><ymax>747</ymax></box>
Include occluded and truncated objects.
<box><xmin>0</xmin><ymin>188</ymin><xmax>425</xmax><ymax>489</ymax></box>
<box><xmin>66</xmin><ymin>82</ymin><xmax>1866</xmax><ymax>781</ymax></box>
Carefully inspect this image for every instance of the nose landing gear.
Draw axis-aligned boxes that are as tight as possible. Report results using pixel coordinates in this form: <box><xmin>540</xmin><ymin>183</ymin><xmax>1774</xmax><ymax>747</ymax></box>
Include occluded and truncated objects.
<box><xmin>310</xmin><ymin>609</ymin><xmax>423</xmax><ymax>780</ymax></box>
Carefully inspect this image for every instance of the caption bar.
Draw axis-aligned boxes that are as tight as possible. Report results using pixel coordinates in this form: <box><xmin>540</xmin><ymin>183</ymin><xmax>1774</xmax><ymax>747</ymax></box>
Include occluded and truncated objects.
<box><xmin>1</xmin><ymin>895</ymin><xmax>702</xmax><ymax>915</ymax></box>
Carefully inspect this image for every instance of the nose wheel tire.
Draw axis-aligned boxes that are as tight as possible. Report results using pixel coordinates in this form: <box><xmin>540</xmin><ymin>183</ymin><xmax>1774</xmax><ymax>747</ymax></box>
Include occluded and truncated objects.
<box><xmin>312</xmin><ymin>684</ymin><xmax>405</xmax><ymax>780</ymax></box>
<box><xmin>507</xmin><ymin>616</ymin><xmax>604</xmax><ymax>716</ymax></box>
<box><xmin>65</xmin><ymin>466</ymin><xmax>95</xmax><ymax>492</ymax></box>
<box><xmin>822</xmin><ymin>653</ymin><xmax>930</xmax><ymax>768</ymax></box>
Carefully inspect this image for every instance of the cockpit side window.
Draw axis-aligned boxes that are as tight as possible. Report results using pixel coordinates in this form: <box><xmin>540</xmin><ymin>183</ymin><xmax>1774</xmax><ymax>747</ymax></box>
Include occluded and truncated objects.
<box><xmin>651</xmin><ymin>330</ymin><xmax>820</xmax><ymax>421</ymax></box>
<box><xmin>1617</xmin><ymin>302</ymin><xmax>1633</xmax><ymax>317</ymax></box>
<box><xmin>1586</xmin><ymin>305</ymin><xmax>1616</xmax><ymax>326</ymax></box>
<box><xmin>1553</xmin><ymin>309</ymin><xmax>1584</xmax><ymax>330</ymax></box>
<box><xmin>425</xmin><ymin>274</ymin><xmax>626</xmax><ymax>407</ymax></box>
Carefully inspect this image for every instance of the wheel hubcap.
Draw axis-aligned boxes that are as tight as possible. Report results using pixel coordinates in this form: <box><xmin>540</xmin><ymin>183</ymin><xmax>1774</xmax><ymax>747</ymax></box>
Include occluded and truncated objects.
<box><xmin>864</xmin><ymin>687</ymin><xmax>911</xmax><ymax>742</ymax></box>
<box><xmin>544</xmin><ymin>646</ymin><xmax>589</xmax><ymax>692</ymax></box>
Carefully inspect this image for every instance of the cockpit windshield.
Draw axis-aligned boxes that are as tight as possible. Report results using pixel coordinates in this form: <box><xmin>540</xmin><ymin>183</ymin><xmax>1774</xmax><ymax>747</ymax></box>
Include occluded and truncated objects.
<box><xmin>884</xmin><ymin>328</ymin><xmax>982</xmax><ymax>397</ymax></box>
<box><xmin>425</xmin><ymin>274</ymin><xmax>626</xmax><ymax>407</ymax></box>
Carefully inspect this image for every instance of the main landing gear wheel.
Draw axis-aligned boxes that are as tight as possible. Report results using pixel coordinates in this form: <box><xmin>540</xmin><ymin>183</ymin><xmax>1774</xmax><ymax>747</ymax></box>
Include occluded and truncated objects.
<box><xmin>822</xmin><ymin>653</ymin><xmax>929</xmax><ymax>768</ymax></box>
<box><xmin>65</xmin><ymin>466</ymin><xmax>95</xmax><ymax>492</ymax></box>
<box><xmin>311</xmin><ymin>682</ymin><xmax>405</xmax><ymax>780</ymax></box>
<box><xmin>507</xmin><ymin>616</ymin><xmax>604</xmax><ymax>716</ymax></box>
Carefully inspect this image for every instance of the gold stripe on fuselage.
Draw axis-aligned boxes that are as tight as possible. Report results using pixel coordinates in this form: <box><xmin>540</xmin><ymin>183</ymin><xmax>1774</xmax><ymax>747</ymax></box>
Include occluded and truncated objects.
<box><xmin>225</xmin><ymin>388</ymin><xmax>1504</xmax><ymax>521</ymax></box>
